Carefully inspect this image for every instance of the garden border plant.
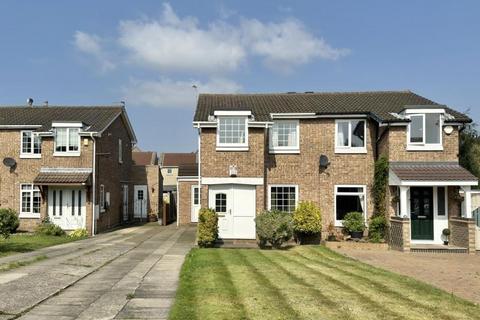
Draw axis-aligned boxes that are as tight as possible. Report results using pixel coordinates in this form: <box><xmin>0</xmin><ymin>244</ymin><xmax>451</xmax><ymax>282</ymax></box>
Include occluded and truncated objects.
<box><xmin>255</xmin><ymin>209</ymin><xmax>293</xmax><ymax>249</ymax></box>
<box><xmin>293</xmin><ymin>201</ymin><xmax>322</xmax><ymax>244</ymax></box>
<box><xmin>370</xmin><ymin>155</ymin><xmax>389</xmax><ymax>242</ymax></box>
<box><xmin>0</xmin><ymin>208</ymin><xmax>20</xmax><ymax>239</ymax></box>
<box><xmin>197</xmin><ymin>208</ymin><xmax>218</xmax><ymax>248</ymax></box>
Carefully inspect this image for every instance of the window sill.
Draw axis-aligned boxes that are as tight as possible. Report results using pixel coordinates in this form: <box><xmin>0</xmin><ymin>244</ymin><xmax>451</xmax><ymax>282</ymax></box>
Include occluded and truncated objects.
<box><xmin>406</xmin><ymin>145</ymin><xmax>443</xmax><ymax>151</ymax></box>
<box><xmin>19</xmin><ymin>213</ymin><xmax>40</xmax><ymax>219</ymax></box>
<box><xmin>53</xmin><ymin>152</ymin><xmax>81</xmax><ymax>157</ymax></box>
<box><xmin>269</xmin><ymin>149</ymin><xmax>300</xmax><ymax>154</ymax></box>
<box><xmin>216</xmin><ymin>146</ymin><xmax>249</xmax><ymax>152</ymax></box>
<box><xmin>20</xmin><ymin>154</ymin><xmax>41</xmax><ymax>159</ymax></box>
<box><xmin>335</xmin><ymin>148</ymin><xmax>367</xmax><ymax>154</ymax></box>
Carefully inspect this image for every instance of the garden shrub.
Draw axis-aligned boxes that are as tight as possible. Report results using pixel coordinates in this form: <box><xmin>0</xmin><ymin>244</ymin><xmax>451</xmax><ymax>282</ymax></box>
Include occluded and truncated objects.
<box><xmin>69</xmin><ymin>228</ymin><xmax>88</xmax><ymax>239</ymax></box>
<box><xmin>197</xmin><ymin>208</ymin><xmax>218</xmax><ymax>248</ymax></box>
<box><xmin>368</xmin><ymin>215</ymin><xmax>387</xmax><ymax>242</ymax></box>
<box><xmin>36</xmin><ymin>218</ymin><xmax>66</xmax><ymax>236</ymax></box>
<box><xmin>292</xmin><ymin>201</ymin><xmax>322</xmax><ymax>234</ymax></box>
<box><xmin>342</xmin><ymin>212</ymin><xmax>365</xmax><ymax>233</ymax></box>
<box><xmin>0</xmin><ymin>208</ymin><xmax>20</xmax><ymax>239</ymax></box>
<box><xmin>255</xmin><ymin>210</ymin><xmax>293</xmax><ymax>249</ymax></box>
<box><xmin>373</xmin><ymin>155</ymin><xmax>389</xmax><ymax>217</ymax></box>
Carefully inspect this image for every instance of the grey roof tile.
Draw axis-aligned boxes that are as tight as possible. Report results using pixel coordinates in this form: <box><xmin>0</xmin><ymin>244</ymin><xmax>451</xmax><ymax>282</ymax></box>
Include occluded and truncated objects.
<box><xmin>390</xmin><ymin>162</ymin><xmax>477</xmax><ymax>182</ymax></box>
<box><xmin>194</xmin><ymin>91</ymin><xmax>470</xmax><ymax>123</ymax></box>
<box><xmin>0</xmin><ymin>106</ymin><xmax>124</xmax><ymax>132</ymax></box>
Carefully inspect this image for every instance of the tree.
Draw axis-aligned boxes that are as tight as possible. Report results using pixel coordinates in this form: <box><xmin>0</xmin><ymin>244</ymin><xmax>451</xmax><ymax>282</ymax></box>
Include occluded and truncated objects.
<box><xmin>459</xmin><ymin>122</ymin><xmax>480</xmax><ymax>183</ymax></box>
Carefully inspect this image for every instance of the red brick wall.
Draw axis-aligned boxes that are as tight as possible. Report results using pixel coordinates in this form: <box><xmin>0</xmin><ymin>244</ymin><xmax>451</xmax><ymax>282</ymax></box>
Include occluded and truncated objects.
<box><xmin>95</xmin><ymin>115</ymin><xmax>133</xmax><ymax>232</ymax></box>
<box><xmin>178</xmin><ymin>180</ymin><xmax>197</xmax><ymax>225</ymax></box>
<box><xmin>0</xmin><ymin>130</ymin><xmax>94</xmax><ymax>232</ymax></box>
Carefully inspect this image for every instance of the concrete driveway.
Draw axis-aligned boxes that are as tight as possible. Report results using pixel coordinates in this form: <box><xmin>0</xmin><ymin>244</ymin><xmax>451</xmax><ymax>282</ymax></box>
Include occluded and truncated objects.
<box><xmin>333</xmin><ymin>247</ymin><xmax>480</xmax><ymax>304</ymax></box>
<box><xmin>0</xmin><ymin>223</ymin><xmax>196</xmax><ymax>320</ymax></box>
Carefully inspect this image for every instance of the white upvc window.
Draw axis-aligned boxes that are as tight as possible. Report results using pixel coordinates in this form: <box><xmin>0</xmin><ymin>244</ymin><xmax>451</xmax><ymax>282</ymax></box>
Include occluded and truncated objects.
<box><xmin>54</xmin><ymin>128</ymin><xmax>80</xmax><ymax>155</ymax></box>
<box><xmin>216</xmin><ymin>116</ymin><xmax>248</xmax><ymax>151</ymax></box>
<box><xmin>407</xmin><ymin>112</ymin><xmax>443</xmax><ymax>150</ymax></box>
<box><xmin>20</xmin><ymin>131</ymin><xmax>41</xmax><ymax>158</ymax></box>
<box><xmin>269</xmin><ymin>120</ymin><xmax>300</xmax><ymax>153</ymax></box>
<box><xmin>335</xmin><ymin>119</ymin><xmax>367</xmax><ymax>153</ymax></box>
<box><xmin>118</xmin><ymin>139</ymin><xmax>123</xmax><ymax>164</ymax></box>
<box><xmin>268</xmin><ymin>185</ymin><xmax>298</xmax><ymax>213</ymax></box>
<box><xmin>99</xmin><ymin>184</ymin><xmax>105</xmax><ymax>213</ymax></box>
<box><xmin>334</xmin><ymin>185</ymin><xmax>366</xmax><ymax>226</ymax></box>
<box><xmin>20</xmin><ymin>184</ymin><xmax>41</xmax><ymax>218</ymax></box>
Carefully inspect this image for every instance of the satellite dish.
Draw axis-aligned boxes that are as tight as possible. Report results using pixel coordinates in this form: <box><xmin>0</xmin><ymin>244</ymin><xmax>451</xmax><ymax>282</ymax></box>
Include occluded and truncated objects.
<box><xmin>3</xmin><ymin>157</ymin><xmax>16</xmax><ymax>168</ymax></box>
<box><xmin>319</xmin><ymin>155</ymin><xmax>330</xmax><ymax>169</ymax></box>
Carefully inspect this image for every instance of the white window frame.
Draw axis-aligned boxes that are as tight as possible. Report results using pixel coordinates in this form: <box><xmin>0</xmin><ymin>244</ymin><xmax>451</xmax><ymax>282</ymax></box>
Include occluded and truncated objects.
<box><xmin>267</xmin><ymin>184</ymin><xmax>299</xmax><ymax>213</ymax></box>
<box><xmin>334</xmin><ymin>119</ymin><xmax>367</xmax><ymax>154</ymax></box>
<box><xmin>20</xmin><ymin>130</ymin><xmax>41</xmax><ymax>159</ymax></box>
<box><xmin>53</xmin><ymin>127</ymin><xmax>81</xmax><ymax>156</ymax></box>
<box><xmin>334</xmin><ymin>185</ymin><xmax>367</xmax><ymax>227</ymax></box>
<box><xmin>216</xmin><ymin>116</ymin><xmax>249</xmax><ymax>151</ymax></box>
<box><xmin>406</xmin><ymin>112</ymin><xmax>443</xmax><ymax>151</ymax></box>
<box><xmin>19</xmin><ymin>183</ymin><xmax>41</xmax><ymax>218</ymax></box>
<box><xmin>118</xmin><ymin>139</ymin><xmax>123</xmax><ymax>164</ymax></box>
<box><xmin>99</xmin><ymin>184</ymin><xmax>105</xmax><ymax>213</ymax></box>
<box><xmin>269</xmin><ymin>120</ymin><xmax>300</xmax><ymax>154</ymax></box>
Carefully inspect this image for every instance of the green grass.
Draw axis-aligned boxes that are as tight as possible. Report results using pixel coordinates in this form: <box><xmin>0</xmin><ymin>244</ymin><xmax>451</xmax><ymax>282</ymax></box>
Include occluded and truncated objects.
<box><xmin>170</xmin><ymin>246</ymin><xmax>480</xmax><ymax>320</ymax></box>
<box><xmin>0</xmin><ymin>234</ymin><xmax>83</xmax><ymax>258</ymax></box>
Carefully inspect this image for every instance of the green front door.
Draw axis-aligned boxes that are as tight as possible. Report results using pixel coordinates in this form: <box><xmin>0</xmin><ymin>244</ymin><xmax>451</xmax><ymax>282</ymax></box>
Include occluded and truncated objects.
<box><xmin>410</xmin><ymin>187</ymin><xmax>434</xmax><ymax>240</ymax></box>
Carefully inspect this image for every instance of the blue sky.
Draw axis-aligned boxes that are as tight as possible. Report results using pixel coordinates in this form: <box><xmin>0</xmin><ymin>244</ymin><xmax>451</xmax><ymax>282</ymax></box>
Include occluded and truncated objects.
<box><xmin>0</xmin><ymin>1</ymin><xmax>479</xmax><ymax>152</ymax></box>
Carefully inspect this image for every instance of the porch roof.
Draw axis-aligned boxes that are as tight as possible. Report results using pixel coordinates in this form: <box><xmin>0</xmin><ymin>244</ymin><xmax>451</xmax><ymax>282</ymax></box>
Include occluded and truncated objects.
<box><xmin>389</xmin><ymin>162</ymin><xmax>478</xmax><ymax>186</ymax></box>
<box><xmin>34</xmin><ymin>168</ymin><xmax>92</xmax><ymax>186</ymax></box>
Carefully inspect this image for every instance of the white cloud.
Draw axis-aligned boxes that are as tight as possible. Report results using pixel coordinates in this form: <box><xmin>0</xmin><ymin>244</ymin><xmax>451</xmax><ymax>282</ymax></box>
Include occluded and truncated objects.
<box><xmin>115</xmin><ymin>3</ymin><xmax>348</xmax><ymax>74</ymax></box>
<box><xmin>241</xmin><ymin>19</ymin><xmax>350</xmax><ymax>72</ymax></box>
<box><xmin>123</xmin><ymin>77</ymin><xmax>241</xmax><ymax>108</ymax></box>
<box><xmin>118</xmin><ymin>3</ymin><xmax>245</xmax><ymax>74</ymax></box>
<box><xmin>73</xmin><ymin>31</ymin><xmax>115</xmax><ymax>72</ymax></box>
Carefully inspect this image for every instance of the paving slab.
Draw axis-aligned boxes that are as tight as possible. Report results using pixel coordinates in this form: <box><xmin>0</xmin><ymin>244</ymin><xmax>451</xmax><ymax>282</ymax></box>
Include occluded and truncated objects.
<box><xmin>0</xmin><ymin>223</ymin><xmax>196</xmax><ymax>319</ymax></box>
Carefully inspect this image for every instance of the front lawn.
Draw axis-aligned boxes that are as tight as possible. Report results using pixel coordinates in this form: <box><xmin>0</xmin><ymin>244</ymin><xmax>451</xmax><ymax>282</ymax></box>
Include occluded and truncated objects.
<box><xmin>0</xmin><ymin>234</ymin><xmax>81</xmax><ymax>258</ymax></box>
<box><xmin>170</xmin><ymin>246</ymin><xmax>480</xmax><ymax>320</ymax></box>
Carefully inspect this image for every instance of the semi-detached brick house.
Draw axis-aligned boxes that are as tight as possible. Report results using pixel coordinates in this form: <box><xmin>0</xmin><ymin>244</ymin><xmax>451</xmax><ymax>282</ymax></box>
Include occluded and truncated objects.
<box><xmin>177</xmin><ymin>90</ymin><xmax>479</xmax><ymax>252</ymax></box>
<box><xmin>0</xmin><ymin>104</ymin><xmax>137</xmax><ymax>235</ymax></box>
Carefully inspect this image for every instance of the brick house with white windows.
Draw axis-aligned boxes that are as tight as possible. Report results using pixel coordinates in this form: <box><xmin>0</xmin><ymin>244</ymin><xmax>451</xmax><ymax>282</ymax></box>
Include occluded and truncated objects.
<box><xmin>0</xmin><ymin>104</ymin><xmax>138</xmax><ymax>235</ymax></box>
<box><xmin>177</xmin><ymin>91</ymin><xmax>479</xmax><ymax>252</ymax></box>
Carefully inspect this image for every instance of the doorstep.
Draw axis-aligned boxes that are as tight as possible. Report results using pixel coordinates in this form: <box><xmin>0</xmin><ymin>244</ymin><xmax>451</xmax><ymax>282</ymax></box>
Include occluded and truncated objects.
<box><xmin>410</xmin><ymin>244</ymin><xmax>468</xmax><ymax>254</ymax></box>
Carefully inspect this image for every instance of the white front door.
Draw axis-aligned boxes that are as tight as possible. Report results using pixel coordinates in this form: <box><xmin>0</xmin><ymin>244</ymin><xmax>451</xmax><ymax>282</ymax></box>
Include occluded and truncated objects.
<box><xmin>191</xmin><ymin>185</ymin><xmax>200</xmax><ymax>223</ymax></box>
<box><xmin>122</xmin><ymin>185</ymin><xmax>129</xmax><ymax>222</ymax></box>
<box><xmin>134</xmin><ymin>185</ymin><xmax>148</xmax><ymax>219</ymax></box>
<box><xmin>208</xmin><ymin>184</ymin><xmax>256</xmax><ymax>239</ymax></box>
<box><xmin>48</xmin><ymin>188</ymin><xmax>86</xmax><ymax>230</ymax></box>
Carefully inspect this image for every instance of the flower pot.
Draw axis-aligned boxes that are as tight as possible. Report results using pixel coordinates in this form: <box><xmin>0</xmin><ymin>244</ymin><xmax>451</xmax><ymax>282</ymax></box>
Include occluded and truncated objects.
<box><xmin>443</xmin><ymin>241</ymin><xmax>449</xmax><ymax>245</ymax></box>
<box><xmin>297</xmin><ymin>232</ymin><xmax>321</xmax><ymax>245</ymax></box>
<box><xmin>350</xmin><ymin>231</ymin><xmax>363</xmax><ymax>239</ymax></box>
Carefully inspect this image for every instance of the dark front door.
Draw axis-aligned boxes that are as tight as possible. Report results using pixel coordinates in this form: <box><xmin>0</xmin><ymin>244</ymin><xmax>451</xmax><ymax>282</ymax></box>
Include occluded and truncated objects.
<box><xmin>410</xmin><ymin>187</ymin><xmax>434</xmax><ymax>240</ymax></box>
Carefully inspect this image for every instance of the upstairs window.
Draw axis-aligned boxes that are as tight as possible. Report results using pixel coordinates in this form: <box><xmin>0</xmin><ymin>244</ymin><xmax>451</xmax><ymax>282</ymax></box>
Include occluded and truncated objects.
<box><xmin>407</xmin><ymin>113</ymin><xmax>442</xmax><ymax>150</ymax></box>
<box><xmin>335</xmin><ymin>119</ymin><xmax>366</xmax><ymax>153</ymax></box>
<box><xmin>216</xmin><ymin>117</ymin><xmax>248</xmax><ymax>150</ymax></box>
<box><xmin>20</xmin><ymin>131</ymin><xmax>41</xmax><ymax>158</ymax></box>
<box><xmin>55</xmin><ymin>128</ymin><xmax>80</xmax><ymax>154</ymax></box>
<box><xmin>269</xmin><ymin>120</ymin><xmax>299</xmax><ymax>153</ymax></box>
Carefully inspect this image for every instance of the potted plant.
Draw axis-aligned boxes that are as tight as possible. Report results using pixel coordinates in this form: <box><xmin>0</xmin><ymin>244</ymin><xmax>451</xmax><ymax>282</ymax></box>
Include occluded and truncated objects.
<box><xmin>293</xmin><ymin>201</ymin><xmax>322</xmax><ymax>244</ymax></box>
<box><xmin>442</xmin><ymin>228</ymin><xmax>451</xmax><ymax>245</ymax></box>
<box><xmin>342</xmin><ymin>212</ymin><xmax>365</xmax><ymax>239</ymax></box>
<box><xmin>326</xmin><ymin>222</ymin><xmax>337</xmax><ymax>241</ymax></box>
